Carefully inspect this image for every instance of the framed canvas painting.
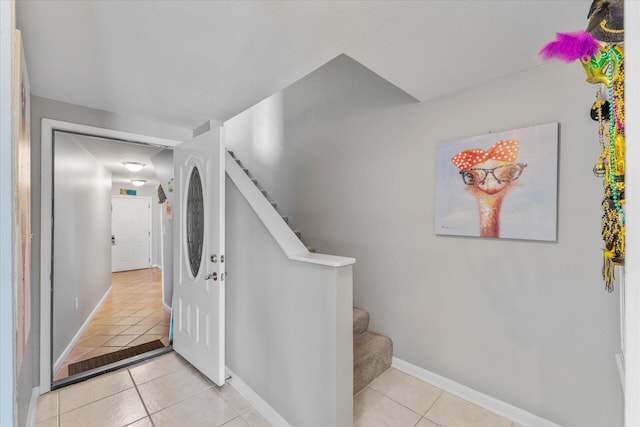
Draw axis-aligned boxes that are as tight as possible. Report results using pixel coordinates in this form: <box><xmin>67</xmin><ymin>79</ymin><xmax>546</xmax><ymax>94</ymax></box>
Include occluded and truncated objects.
<box><xmin>435</xmin><ymin>122</ymin><xmax>558</xmax><ymax>241</ymax></box>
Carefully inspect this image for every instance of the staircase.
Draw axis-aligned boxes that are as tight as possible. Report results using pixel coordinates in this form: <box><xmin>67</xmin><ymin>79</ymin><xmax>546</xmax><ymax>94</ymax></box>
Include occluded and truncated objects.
<box><xmin>227</xmin><ymin>150</ymin><xmax>393</xmax><ymax>395</ymax></box>
<box><xmin>353</xmin><ymin>307</ymin><xmax>393</xmax><ymax>394</ymax></box>
<box><xmin>228</xmin><ymin>151</ymin><xmax>315</xmax><ymax>253</ymax></box>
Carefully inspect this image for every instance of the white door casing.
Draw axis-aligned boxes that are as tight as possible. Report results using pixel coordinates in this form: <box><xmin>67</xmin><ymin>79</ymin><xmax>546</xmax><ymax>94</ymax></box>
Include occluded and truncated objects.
<box><xmin>39</xmin><ymin>119</ymin><xmax>183</xmax><ymax>393</ymax></box>
<box><xmin>172</xmin><ymin>125</ymin><xmax>225</xmax><ymax>386</ymax></box>
<box><xmin>111</xmin><ymin>196</ymin><xmax>151</xmax><ymax>272</ymax></box>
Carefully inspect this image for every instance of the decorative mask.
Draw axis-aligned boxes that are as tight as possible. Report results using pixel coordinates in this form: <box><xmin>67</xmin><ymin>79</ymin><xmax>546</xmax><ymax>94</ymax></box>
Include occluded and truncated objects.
<box><xmin>580</xmin><ymin>44</ymin><xmax>623</xmax><ymax>86</ymax></box>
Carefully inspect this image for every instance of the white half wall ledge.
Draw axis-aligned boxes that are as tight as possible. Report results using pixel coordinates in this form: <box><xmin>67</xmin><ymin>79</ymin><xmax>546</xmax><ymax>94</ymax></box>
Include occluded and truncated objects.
<box><xmin>290</xmin><ymin>252</ymin><xmax>355</xmax><ymax>267</ymax></box>
<box><xmin>392</xmin><ymin>357</ymin><xmax>562</xmax><ymax>427</ymax></box>
<box><xmin>226</xmin><ymin>151</ymin><xmax>355</xmax><ymax>268</ymax></box>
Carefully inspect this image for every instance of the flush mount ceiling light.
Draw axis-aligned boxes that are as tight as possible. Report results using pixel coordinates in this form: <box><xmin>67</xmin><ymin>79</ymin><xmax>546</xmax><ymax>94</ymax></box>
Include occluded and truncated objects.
<box><xmin>123</xmin><ymin>162</ymin><xmax>145</xmax><ymax>172</ymax></box>
<box><xmin>131</xmin><ymin>179</ymin><xmax>146</xmax><ymax>187</ymax></box>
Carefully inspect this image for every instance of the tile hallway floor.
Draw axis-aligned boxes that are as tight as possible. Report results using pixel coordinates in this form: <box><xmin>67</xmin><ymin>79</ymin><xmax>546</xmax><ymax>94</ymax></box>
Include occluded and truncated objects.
<box><xmin>37</xmin><ymin>351</ymin><xmax>520</xmax><ymax>427</ymax></box>
<box><xmin>54</xmin><ymin>268</ymin><xmax>170</xmax><ymax>380</ymax></box>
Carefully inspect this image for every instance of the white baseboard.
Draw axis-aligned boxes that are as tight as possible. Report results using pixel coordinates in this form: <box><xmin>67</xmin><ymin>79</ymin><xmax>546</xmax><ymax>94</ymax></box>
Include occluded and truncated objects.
<box><xmin>152</xmin><ymin>264</ymin><xmax>161</xmax><ymax>269</ymax></box>
<box><xmin>53</xmin><ymin>287</ymin><xmax>112</xmax><ymax>373</ymax></box>
<box><xmin>26</xmin><ymin>386</ymin><xmax>39</xmax><ymax>427</ymax></box>
<box><xmin>163</xmin><ymin>302</ymin><xmax>171</xmax><ymax>313</ymax></box>
<box><xmin>225</xmin><ymin>367</ymin><xmax>292</xmax><ymax>427</ymax></box>
<box><xmin>392</xmin><ymin>357</ymin><xmax>561</xmax><ymax>427</ymax></box>
<box><xmin>616</xmin><ymin>353</ymin><xmax>625</xmax><ymax>395</ymax></box>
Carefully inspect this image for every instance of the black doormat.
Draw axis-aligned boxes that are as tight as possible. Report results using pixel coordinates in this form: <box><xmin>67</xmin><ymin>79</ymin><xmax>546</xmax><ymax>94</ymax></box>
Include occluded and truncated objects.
<box><xmin>68</xmin><ymin>339</ymin><xmax>165</xmax><ymax>376</ymax></box>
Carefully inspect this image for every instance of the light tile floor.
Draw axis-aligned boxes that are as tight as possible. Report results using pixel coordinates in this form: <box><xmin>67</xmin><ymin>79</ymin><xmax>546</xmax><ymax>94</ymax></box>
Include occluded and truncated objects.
<box><xmin>46</xmin><ymin>270</ymin><xmax>518</xmax><ymax>426</ymax></box>
<box><xmin>55</xmin><ymin>268</ymin><xmax>170</xmax><ymax>381</ymax></box>
<box><xmin>355</xmin><ymin>368</ymin><xmax>520</xmax><ymax>427</ymax></box>
<box><xmin>38</xmin><ymin>351</ymin><xmax>521</xmax><ymax>427</ymax></box>
<box><xmin>36</xmin><ymin>352</ymin><xmax>270</xmax><ymax>427</ymax></box>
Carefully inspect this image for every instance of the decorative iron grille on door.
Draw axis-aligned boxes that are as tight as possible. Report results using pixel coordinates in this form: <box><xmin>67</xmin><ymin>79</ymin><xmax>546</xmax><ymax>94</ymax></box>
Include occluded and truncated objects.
<box><xmin>186</xmin><ymin>167</ymin><xmax>204</xmax><ymax>277</ymax></box>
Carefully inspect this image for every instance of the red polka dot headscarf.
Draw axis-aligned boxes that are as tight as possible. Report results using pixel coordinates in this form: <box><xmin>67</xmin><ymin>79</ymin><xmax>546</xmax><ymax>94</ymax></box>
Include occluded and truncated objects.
<box><xmin>450</xmin><ymin>140</ymin><xmax>519</xmax><ymax>170</ymax></box>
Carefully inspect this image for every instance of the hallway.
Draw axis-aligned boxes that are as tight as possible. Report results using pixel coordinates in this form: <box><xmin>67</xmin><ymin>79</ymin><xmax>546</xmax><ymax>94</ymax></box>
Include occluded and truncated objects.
<box><xmin>55</xmin><ymin>268</ymin><xmax>170</xmax><ymax>380</ymax></box>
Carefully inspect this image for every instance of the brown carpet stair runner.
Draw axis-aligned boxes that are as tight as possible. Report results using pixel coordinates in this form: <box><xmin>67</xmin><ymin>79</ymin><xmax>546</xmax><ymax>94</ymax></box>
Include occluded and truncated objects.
<box><xmin>227</xmin><ymin>151</ymin><xmax>393</xmax><ymax>394</ymax></box>
<box><xmin>353</xmin><ymin>307</ymin><xmax>393</xmax><ymax>394</ymax></box>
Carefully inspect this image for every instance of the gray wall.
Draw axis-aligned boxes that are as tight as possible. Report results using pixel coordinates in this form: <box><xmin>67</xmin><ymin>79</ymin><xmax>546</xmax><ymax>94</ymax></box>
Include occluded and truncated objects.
<box><xmin>150</xmin><ymin>149</ymin><xmax>175</xmax><ymax>308</ymax></box>
<box><xmin>53</xmin><ymin>132</ymin><xmax>112</xmax><ymax>363</ymax></box>
<box><xmin>225</xmin><ymin>55</ymin><xmax>623</xmax><ymax>426</ymax></box>
<box><xmin>161</xmin><ymin>204</ymin><xmax>174</xmax><ymax>308</ymax></box>
<box><xmin>226</xmin><ymin>176</ymin><xmax>353</xmax><ymax>426</ymax></box>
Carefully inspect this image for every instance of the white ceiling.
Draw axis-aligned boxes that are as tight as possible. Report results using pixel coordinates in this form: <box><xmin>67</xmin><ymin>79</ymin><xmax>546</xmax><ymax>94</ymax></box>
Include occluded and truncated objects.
<box><xmin>17</xmin><ymin>1</ymin><xmax>591</xmax><ymax>130</ymax></box>
<box><xmin>64</xmin><ymin>132</ymin><xmax>166</xmax><ymax>187</ymax></box>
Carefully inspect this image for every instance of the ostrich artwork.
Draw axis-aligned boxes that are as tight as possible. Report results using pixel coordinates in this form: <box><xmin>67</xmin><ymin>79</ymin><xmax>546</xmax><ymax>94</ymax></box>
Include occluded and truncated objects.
<box><xmin>435</xmin><ymin>123</ymin><xmax>557</xmax><ymax>241</ymax></box>
<box><xmin>450</xmin><ymin>140</ymin><xmax>527</xmax><ymax>238</ymax></box>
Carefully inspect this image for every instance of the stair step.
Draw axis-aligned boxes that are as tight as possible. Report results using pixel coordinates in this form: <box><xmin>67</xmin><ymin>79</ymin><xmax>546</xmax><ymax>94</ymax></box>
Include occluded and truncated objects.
<box><xmin>353</xmin><ymin>307</ymin><xmax>369</xmax><ymax>335</ymax></box>
<box><xmin>232</xmin><ymin>152</ymin><xmax>295</xmax><ymax>236</ymax></box>
<box><xmin>354</xmin><ymin>331</ymin><xmax>393</xmax><ymax>395</ymax></box>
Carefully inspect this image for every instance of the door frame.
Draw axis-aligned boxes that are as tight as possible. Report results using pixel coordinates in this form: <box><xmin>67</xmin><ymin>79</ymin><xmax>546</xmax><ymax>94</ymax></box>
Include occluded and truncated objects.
<box><xmin>39</xmin><ymin>118</ymin><xmax>182</xmax><ymax>393</ymax></box>
<box><xmin>626</xmin><ymin>2</ymin><xmax>640</xmax><ymax>424</ymax></box>
<box><xmin>111</xmin><ymin>195</ymin><xmax>153</xmax><ymax>272</ymax></box>
<box><xmin>0</xmin><ymin>1</ymin><xmax>15</xmax><ymax>424</ymax></box>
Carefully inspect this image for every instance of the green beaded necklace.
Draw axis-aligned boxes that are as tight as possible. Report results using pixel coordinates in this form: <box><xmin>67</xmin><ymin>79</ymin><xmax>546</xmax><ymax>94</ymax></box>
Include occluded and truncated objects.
<box><xmin>607</xmin><ymin>43</ymin><xmax>625</xmax><ymax>225</ymax></box>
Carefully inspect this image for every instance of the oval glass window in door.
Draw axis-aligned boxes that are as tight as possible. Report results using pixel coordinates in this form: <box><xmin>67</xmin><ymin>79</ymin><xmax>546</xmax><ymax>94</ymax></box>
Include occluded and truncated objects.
<box><xmin>186</xmin><ymin>166</ymin><xmax>204</xmax><ymax>277</ymax></box>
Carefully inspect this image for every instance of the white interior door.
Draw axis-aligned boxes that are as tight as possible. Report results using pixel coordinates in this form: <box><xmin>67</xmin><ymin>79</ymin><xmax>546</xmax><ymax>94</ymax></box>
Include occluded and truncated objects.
<box><xmin>111</xmin><ymin>196</ymin><xmax>151</xmax><ymax>272</ymax></box>
<box><xmin>172</xmin><ymin>125</ymin><xmax>225</xmax><ymax>386</ymax></box>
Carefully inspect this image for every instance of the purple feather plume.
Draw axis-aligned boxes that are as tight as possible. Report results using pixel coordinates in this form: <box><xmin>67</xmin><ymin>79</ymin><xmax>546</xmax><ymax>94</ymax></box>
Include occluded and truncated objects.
<box><xmin>539</xmin><ymin>31</ymin><xmax>600</xmax><ymax>63</ymax></box>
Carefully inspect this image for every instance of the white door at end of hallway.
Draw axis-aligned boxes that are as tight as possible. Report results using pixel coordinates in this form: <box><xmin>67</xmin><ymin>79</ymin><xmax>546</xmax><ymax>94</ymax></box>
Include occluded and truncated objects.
<box><xmin>111</xmin><ymin>196</ymin><xmax>151</xmax><ymax>272</ymax></box>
